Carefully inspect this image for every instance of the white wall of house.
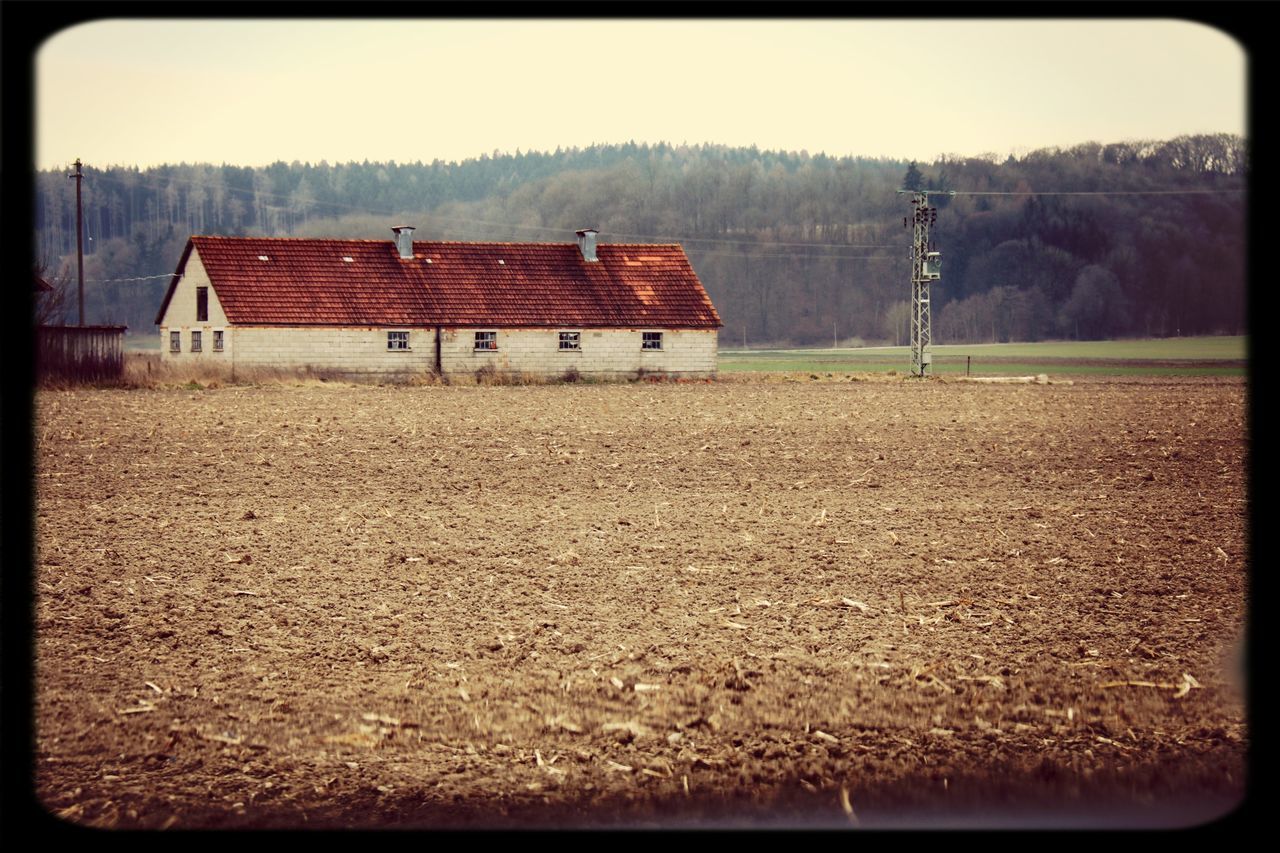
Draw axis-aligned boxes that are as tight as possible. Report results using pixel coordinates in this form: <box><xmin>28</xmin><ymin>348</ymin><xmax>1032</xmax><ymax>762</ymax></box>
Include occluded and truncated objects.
<box><xmin>231</xmin><ymin>326</ymin><xmax>434</xmax><ymax>376</ymax></box>
<box><xmin>441</xmin><ymin>327</ymin><xmax>718</xmax><ymax>378</ymax></box>
<box><xmin>156</xmin><ymin>324</ymin><xmax>716</xmax><ymax>378</ymax></box>
<box><xmin>158</xmin><ymin>248</ymin><xmax>231</xmax><ymax>362</ymax></box>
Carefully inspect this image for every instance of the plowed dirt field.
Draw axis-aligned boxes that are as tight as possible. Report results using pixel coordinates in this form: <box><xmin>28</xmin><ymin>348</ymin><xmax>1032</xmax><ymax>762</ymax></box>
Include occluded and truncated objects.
<box><xmin>31</xmin><ymin>377</ymin><xmax>1249</xmax><ymax>829</ymax></box>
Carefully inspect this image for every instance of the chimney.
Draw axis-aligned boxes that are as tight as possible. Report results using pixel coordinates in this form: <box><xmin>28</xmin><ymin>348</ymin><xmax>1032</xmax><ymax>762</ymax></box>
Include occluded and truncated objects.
<box><xmin>575</xmin><ymin>228</ymin><xmax>599</xmax><ymax>262</ymax></box>
<box><xmin>392</xmin><ymin>225</ymin><xmax>416</xmax><ymax>259</ymax></box>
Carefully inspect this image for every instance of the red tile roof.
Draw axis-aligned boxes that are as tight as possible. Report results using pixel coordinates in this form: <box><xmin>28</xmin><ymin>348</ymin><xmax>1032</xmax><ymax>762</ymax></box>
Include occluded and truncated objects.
<box><xmin>157</xmin><ymin>236</ymin><xmax>721</xmax><ymax>329</ymax></box>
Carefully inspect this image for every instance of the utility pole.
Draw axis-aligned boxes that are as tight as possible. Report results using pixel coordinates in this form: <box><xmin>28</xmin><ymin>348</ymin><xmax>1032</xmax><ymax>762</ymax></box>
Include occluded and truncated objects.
<box><xmin>898</xmin><ymin>189</ymin><xmax>953</xmax><ymax>376</ymax></box>
<box><xmin>69</xmin><ymin>158</ymin><xmax>85</xmax><ymax>326</ymax></box>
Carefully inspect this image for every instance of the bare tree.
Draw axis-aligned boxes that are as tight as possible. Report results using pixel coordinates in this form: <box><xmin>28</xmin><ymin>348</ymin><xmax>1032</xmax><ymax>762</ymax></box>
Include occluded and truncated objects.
<box><xmin>34</xmin><ymin>256</ymin><xmax>73</xmax><ymax>327</ymax></box>
<box><xmin>883</xmin><ymin>300</ymin><xmax>911</xmax><ymax>346</ymax></box>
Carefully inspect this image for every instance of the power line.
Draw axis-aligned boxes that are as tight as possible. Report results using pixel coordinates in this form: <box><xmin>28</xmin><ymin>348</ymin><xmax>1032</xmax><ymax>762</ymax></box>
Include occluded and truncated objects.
<box><xmin>84</xmin><ymin>273</ymin><xmax>181</xmax><ymax>283</ymax></box>
<box><xmin>612</xmin><ymin>232</ymin><xmax>898</xmax><ymax>249</ymax></box>
<box><xmin>950</xmin><ymin>189</ymin><xmax>1245</xmax><ymax>196</ymax></box>
<box><xmin>84</xmin><ymin>167</ymin><xmax>1245</xmax><ymax>208</ymax></box>
<box><xmin>87</xmin><ymin>169</ymin><xmax>377</xmax><ymax>212</ymax></box>
<box><xmin>79</xmin><ymin>171</ymin><xmax>905</xmax><ymax>250</ymax></box>
<box><xmin>62</xmin><ymin>169</ymin><xmax>1243</xmax><ymax>270</ymax></box>
<box><xmin>81</xmin><ymin>245</ymin><xmax>897</xmax><ymax>285</ymax></box>
<box><xmin>431</xmin><ymin>216</ymin><xmax>901</xmax><ymax>250</ymax></box>
<box><xmin>685</xmin><ymin>248</ymin><xmax>897</xmax><ymax>261</ymax></box>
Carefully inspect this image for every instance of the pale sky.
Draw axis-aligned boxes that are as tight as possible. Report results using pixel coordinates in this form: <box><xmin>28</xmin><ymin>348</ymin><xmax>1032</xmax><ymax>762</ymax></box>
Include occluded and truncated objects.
<box><xmin>36</xmin><ymin>18</ymin><xmax>1246</xmax><ymax>170</ymax></box>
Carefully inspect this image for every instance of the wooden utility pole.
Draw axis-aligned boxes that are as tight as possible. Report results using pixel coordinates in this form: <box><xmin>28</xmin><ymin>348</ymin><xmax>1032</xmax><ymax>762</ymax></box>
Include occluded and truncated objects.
<box><xmin>69</xmin><ymin>158</ymin><xmax>85</xmax><ymax>326</ymax></box>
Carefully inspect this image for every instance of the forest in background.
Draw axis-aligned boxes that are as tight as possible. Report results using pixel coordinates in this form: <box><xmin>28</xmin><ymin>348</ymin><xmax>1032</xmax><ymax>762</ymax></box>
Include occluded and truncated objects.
<box><xmin>33</xmin><ymin>135</ymin><xmax>1246</xmax><ymax>346</ymax></box>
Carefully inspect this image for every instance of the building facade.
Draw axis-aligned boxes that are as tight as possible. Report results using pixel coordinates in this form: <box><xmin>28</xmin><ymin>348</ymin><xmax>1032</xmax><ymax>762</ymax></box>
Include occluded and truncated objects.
<box><xmin>156</xmin><ymin>228</ymin><xmax>720</xmax><ymax>379</ymax></box>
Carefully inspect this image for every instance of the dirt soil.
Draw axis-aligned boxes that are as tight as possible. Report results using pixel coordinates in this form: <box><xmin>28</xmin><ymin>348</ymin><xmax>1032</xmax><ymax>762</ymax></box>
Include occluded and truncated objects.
<box><xmin>31</xmin><ymin>376</ymin><xmax>1249</xmax><ymax>829</ymax></box>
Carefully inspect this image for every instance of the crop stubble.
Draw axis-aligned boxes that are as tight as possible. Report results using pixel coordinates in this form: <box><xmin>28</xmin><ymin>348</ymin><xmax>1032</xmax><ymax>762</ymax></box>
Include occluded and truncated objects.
<box><xmin>33</xmin><ymin>377</ymin><xmax>1248</xmax><ymax>828</ymax></box>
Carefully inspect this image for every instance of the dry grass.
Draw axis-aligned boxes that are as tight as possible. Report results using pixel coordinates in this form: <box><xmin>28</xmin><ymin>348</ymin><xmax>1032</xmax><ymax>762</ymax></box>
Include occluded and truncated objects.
<box><xmin>87</xmin><ymin>354</ymin><xmax>732</xmax><ymax>390</ymax></box>
<box><xmin>471</xmin><ymin>364</ymin><xmax>548</xmax><ymax>386</ymax></box>
<box><xmin>119</xmin><ymin>354</ymin><xmax>412</xmax><ymax>389</ymax></box>
<box><xmin>715</xmin><ymin>370</ymin><xmax>899</xmax><ymax>384</ymax></box>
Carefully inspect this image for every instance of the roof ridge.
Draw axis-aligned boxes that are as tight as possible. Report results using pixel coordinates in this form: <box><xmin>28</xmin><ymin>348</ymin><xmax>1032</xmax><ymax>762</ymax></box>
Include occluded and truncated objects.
<box><xmin>192</xmin><ymin>235</ymin><xmax>685</xmax><ymax>248</ymax></box>
<box><xmin>194</xmin><ymin>235</ymin><xmax>397</xmax><ymax>243</ymax></box>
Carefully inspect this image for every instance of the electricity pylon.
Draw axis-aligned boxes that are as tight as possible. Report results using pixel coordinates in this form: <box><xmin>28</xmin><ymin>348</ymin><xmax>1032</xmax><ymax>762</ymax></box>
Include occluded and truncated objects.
<box><xmin>898</xmin><ymin>190</ymin><xmax>953</xmax><ymax>377</ymax></box>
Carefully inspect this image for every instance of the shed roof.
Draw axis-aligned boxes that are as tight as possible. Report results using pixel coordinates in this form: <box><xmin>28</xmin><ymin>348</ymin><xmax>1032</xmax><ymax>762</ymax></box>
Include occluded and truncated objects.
<box><xmin>156</xmin><ymin>236</ymin><xmax>721</xmax><ymax>329</ymax></box>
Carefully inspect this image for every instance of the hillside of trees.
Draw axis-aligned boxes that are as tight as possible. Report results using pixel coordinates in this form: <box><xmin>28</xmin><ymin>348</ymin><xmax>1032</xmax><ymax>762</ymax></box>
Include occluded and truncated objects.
<box><xmin>33</xmin><ymin>135</ymin><xmax>1247</xmax><ymax>345</ymax></box>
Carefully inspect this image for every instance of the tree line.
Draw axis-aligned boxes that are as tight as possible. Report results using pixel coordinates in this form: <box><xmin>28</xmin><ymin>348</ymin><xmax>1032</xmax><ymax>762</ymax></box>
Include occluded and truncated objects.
<box><xmin>33</xmin><ymin>134</ymin><xmax>1246</xmax><ymax>344</ymax></box>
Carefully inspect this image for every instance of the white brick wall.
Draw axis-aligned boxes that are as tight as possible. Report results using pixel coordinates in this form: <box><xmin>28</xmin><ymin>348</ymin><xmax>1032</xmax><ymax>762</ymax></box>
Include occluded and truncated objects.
<box><xmin>216</xmin><ymin>326</ymin><xmax>717</xmax><ymax>379</ymax></box>
<box><xmin>158</xmin><ymin>248</ymin><xmax>234</xmax><ymax>365</ymax></box>
<box><xmin>232</xmin><ymin>327</ymin><xmax>433</xmax><ymax>376</ymax></box>
<box><xmin>441</xmin><ymin>328</ymin><xmax>717</xmax><ymax>378</ymax></box>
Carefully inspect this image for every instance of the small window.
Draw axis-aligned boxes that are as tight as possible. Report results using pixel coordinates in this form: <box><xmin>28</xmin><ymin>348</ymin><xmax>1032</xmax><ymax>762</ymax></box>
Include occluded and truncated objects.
<box><xmin>213</xmin><ymin>330</ymin><xmax>224</xmax><ymax>352</ymax></box>
<box><xmin>191</xmin><ymin>331</ymin><xmax>202</xmax><ymax>352</ymax></box>
<box><xmin>196</xmin><ymin>287</ymin><xmax>209</xmax><ymax>322</ymax></box>
<box><xmin>388</xmin><ymin>331</ymin><xmax>410</xmax><ymax>350</ymax></box>
<box><xmin>170</xmin><ymin>331</ymin><xmax>181</xmax><ymax>353</ymax></box>
<box><xmin>474</xmin><ymin>331</ymin><xmax>497</xmax><ymax>351</ymax></box>
<box><xmin>642</xmin><ymin>331</ymin><xmax>664</xmax><ymax>351</ymax></box>
<box><xmin>559</xmin><ymin>331</ymin><xmax>581</xmax><ymax>351</ymax></box>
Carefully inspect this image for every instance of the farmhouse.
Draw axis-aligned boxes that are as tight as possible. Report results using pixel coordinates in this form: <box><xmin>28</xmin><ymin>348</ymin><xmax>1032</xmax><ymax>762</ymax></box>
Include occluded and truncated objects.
<box><xmin>155</xmin><ymin>227</ymin><xmax>721</xmax><ymax>379</ymax></box>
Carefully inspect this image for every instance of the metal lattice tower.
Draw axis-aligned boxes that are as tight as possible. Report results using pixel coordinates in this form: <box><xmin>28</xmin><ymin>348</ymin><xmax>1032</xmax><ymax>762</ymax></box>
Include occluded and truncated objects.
<box><xmin>899</xmin><ymin>190</ymin><xmax>950</xmax><ymax>376</ymax></box>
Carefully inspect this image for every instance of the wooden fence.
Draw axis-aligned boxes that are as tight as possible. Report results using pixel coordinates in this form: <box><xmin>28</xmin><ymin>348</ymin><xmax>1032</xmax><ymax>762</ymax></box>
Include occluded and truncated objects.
<box><xmin>37</xmin><ymin>325</ymin><xmax>128</xmax><ymax>383</ymax></box>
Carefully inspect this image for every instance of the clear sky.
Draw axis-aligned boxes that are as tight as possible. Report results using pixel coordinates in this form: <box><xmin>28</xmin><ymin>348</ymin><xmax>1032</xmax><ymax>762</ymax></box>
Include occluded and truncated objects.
<box><xmin>36</xmin><ymin>18</ymin><xmax>1246</xmax><ymax>170</ymax></box>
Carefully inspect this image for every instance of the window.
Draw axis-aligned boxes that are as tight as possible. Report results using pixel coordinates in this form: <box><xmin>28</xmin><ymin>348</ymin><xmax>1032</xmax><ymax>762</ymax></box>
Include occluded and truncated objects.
<box><xmin>642</xmin><ymin>331</ymin><xmax>664</xmax><ymax>351</ymax></box>
<box><xmin>191</xmin><ymin>331</ymin><xmax>202</xmax><ymax>352</ymax></box>
<box><xmin>196</xmin><ymin>287</ymin><xmax>209</xmax><ymax>322</ymax></box>
<box><xmin>170</xmin><ymin>331</ymin><xmax>181</xmax><ymax>353</ymax></box>
<box><xmin>474</xmin><ymin>331</ymin><xmax>497</xmax><ymax>351</ymax></box>
<box><xmin>387</xmin><ymin>331</ymin><xmax>410</xmax><ymax>350</ymax></box>
<box><xmin>559</xmin><ymin>331</ymin><xmax>581</xmax><ymax>351</ymax></box>
<box><xmin>213</xmin><ymin>330</ymin><xmax>224</xmax><ymax>352</ymax></box>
